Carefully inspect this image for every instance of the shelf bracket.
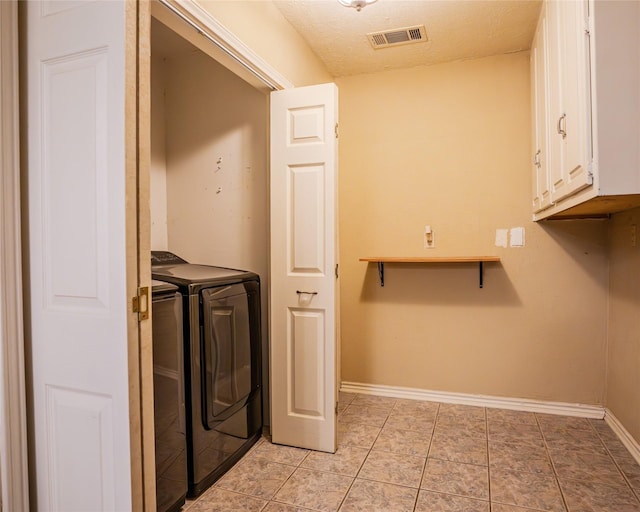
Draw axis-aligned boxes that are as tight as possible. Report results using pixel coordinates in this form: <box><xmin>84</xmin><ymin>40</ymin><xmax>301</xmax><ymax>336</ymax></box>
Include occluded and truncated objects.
<box><xmin>377</xmin><ymin>261</ymin><xmax>385</xmax><ymax>287</ymax></box>
<box><xmin>479</xmin><ymin>261</ymin><xmax>484</xmax><ymax>289</ymax></box>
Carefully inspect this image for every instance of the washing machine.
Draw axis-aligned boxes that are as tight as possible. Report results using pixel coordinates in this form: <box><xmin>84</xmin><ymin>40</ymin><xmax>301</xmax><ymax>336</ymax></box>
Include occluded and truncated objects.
<box><xmin>151</xmin><ymin>252</ymin><xmax>263</xmax><ymax>498</ymax></box>
<box><xmin>151</xmin><ymin>280</ymin><xmax>187</xmax><ymax>512</ymax></box>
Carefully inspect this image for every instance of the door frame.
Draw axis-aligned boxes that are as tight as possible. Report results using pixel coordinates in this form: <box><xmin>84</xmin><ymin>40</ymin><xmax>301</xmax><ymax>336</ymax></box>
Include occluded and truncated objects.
<box><xmin>0</xmin><ymin>1</ymin><xmax>29</xmax><ymax>510</ymax></box>
<box><xmin>153</xmin><ymin>0</ymin><xmax>293</xmax><ymax>91</ymax></box>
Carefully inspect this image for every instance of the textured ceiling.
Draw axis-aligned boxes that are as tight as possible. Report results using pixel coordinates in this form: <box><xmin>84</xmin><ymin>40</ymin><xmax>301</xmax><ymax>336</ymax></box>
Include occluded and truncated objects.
<box><xmin>273</xmin><ymin>0</ymin><xmax>542</xmax><ymax>77</ymax></box>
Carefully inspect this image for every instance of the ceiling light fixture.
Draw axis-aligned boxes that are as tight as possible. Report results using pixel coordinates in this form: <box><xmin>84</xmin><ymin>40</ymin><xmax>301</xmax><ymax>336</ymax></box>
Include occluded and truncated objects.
<box><xmin>337</xmin><ymin>0</ymin><xmax>378</xmax><ymax>12</ymax></box>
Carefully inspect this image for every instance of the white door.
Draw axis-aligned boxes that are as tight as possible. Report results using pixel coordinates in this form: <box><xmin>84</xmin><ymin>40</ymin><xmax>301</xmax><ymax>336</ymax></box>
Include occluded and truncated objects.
<box><xmin>270</xmin><ymin>83</ymin><xmax>339</xmax><ymax>453</ymax></box>
<box><xmin>24</xmin><ymin>1</ymin><xmax>135</xmax><ymax>509</ymax></box>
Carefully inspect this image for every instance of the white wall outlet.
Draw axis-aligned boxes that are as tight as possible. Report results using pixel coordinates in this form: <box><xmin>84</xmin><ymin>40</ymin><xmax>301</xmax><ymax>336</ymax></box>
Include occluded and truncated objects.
<box><xmin>424</xmin><ymin>225</ymin><xmax>435</xmax><ymax>248</ymax></box>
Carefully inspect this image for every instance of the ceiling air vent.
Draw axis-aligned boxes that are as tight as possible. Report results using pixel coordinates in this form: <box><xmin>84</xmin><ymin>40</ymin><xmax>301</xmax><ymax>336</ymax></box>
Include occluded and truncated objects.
<box><xmin>367</xmin><ymin>25</ymin><xmax>428</xmax><ymax>49</ymax></box>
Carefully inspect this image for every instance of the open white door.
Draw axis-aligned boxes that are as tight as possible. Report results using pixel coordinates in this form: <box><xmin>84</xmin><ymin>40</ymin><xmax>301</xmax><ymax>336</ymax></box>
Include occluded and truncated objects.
<box><xmin>24</xmin><ymin>1</ymin><xmax>138</xmax><ymax>509</ymax></box>
<box><xmin>270</xmin><ymin>83</ymin><xmax>339</xmax><ymax>453</ymax></box>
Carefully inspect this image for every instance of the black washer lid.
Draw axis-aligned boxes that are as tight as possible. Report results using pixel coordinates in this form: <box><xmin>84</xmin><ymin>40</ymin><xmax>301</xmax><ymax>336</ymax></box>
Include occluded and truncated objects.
<box><xmin>151</xmin><ymin>279</ymin><xmax>179</xmax><ymax>295</ymax></box>
<box><xmin>151</xmin><ymin>251</ymin><xmax>188</xmax><ymax>266</ymax></box>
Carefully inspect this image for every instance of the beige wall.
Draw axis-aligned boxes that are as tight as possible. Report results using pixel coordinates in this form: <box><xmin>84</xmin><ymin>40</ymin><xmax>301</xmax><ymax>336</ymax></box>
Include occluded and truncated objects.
<box><xmin>196</xmin><ymin>0</ymin><xmax>332</xmax><ymax>87</ymax></box>
<box><xmin>150</xmin><ymin>52</ymin><xmax>169</xmax><ymax>250</ymax></box>
<box><xmin>336</xmin><ymin>53</ymin><xmax>609</xmax><ymax>405</ymax></box>
<box><xmin>150</xmin><ymin>38</ymin><xmax>271</xmax><ymax>418</ymax></box>
<box><xmin>163</xmin><ymin>51</ymin><xmax>268</xmax><ymax>276</ymax></box>
<box><xmin>607</xmin><ymin>207</ymin><xmax>640</xmax><ymax>441</ymax></box>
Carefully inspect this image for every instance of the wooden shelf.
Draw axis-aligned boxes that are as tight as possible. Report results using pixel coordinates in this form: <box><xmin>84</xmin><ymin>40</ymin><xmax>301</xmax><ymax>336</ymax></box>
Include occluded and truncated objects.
<box><xmin>359</xmin><ymin>256</ymin><xmax>501</xmax><ymax>288</ymax></box>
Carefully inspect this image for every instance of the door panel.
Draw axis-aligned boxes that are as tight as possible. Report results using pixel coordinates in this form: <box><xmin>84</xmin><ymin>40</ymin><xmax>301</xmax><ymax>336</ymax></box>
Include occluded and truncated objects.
<box><xmin>291</xmin><ymin>164</ymin><xmax>325</xmax><ymax>273</ymax></box>
<box><xmin>550</xmin><ymin>0</ymin><xmax>591</xmax><ymax>202</ymax></box>
<box><xmin>560</xmin><ymin>0</ymin><xmax>591</xmax><ymax>196</ymax></box>
<box><xmin>289</xmin><ymin>308</ymin><xmax>325</xmax><ymax>417</ymax></box>
<box><xmin>270</xmin><ymin>83</ymin><xmax>338</xmax><ymax>453</ymax></box>
<box><xmin>532</xmin><ymin>4</ymin><xmax>552</xmax><ymax>213</ymax></box>
<box><xmin>24</xmin><ymin>1</ymin><xmax>135</xmax><ymax>509</ymax></box>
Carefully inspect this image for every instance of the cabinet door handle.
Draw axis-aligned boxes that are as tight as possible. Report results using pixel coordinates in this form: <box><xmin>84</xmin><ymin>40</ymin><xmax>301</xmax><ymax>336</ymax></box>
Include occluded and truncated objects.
<box><xmin>534</xmin><ymin>149</ymin><xmax>541</xmax><ymax>168</ymax></box>
<box><xmin>557</xmin><ymin>113</ymin><xmax>567</xmax><ymax>139</ymax></box>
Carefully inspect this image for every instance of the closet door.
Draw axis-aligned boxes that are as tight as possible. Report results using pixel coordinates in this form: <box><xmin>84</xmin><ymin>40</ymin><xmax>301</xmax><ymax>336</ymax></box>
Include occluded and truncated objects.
<box><xmin>270</xmin><ymin>83</ymin><xmax>339</xmax><ymax>453</ymax></box>
<box><xmin>23</xmin><ymin>2</ymin><xmax>143</xmax><ymax>509</ymax></box>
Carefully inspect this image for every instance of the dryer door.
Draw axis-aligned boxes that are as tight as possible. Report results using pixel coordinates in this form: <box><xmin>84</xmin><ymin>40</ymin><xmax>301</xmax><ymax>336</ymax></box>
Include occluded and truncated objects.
<box><xmin>200</xmin><ymin>283</ymin><xmax>256</xmax><ymax>428</ymax></box>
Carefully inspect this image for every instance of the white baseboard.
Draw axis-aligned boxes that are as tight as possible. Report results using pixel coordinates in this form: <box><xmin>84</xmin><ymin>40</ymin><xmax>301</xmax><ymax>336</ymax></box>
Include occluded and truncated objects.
<box><xmin>604</xmin><ymin>409</ymin><xmax>640</xmax><ymax>465</ymax></box>
<box><xmin>340</xmin><ymin>381</ymin><xmax>605</xmax><ymax>419</ymax></box>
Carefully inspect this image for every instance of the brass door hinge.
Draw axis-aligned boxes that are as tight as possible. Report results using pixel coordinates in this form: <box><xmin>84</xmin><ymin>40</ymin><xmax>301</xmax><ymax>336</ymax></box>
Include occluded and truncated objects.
<box><xmin>132</xmin><ymin>286</ymin><xmax>149</xmax><ymax>321</ymax></box>
<box><xmin>335</xmin><ymin>123</ymin><xmax>339</xmax><ymax>139</ymax></box>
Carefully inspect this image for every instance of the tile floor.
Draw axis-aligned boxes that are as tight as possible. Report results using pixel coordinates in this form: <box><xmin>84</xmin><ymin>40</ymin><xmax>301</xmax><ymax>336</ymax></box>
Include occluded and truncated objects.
<box><xmin>183</xmin><ymin>393</ymin><xmax>640</xmax><ymax>512</ymax></box>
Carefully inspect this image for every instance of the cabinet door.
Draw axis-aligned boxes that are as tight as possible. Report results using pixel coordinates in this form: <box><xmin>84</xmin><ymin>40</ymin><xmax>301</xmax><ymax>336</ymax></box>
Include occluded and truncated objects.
<box><xmin>550</xmin><ymin>0</ymin><xmax>592</xmax><ymax>202</ymax></box>
<box><xmin>531</xmin><ymin>4</ymin><xmax>552</xmax><ymax>213</ymax></box>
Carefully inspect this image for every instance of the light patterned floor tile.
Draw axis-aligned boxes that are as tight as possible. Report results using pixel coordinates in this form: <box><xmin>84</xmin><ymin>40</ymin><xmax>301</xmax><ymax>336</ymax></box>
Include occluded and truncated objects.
<box><xmin>301</xmin><ymin>445</ymin><xmax>369</xmax><ymax>476</ymax></box>
<box><xmin>536</xmin><ymin>414</ymin><xmax>592</xmax><ymax>432</ymax></box>
<box><xmin>590</xmin><ymin>418</ymin><xmax>620</xmax><ymax>442</ymax></box>
<box><xmin>430</xmin><ymin>432</ymin><xmax>488</xmax><ymax>466</ymax></box>
<box><xmin>372</xmin><ymin>426</ymin><xmax>432</xmax><ymax>457</ymax></box>
<box><xmin>415</xmin><ymin>490</ymin><xmax>489</xmax><ymax>512</ymax></box>
<box><xmin>487</xmin><ymin>408</ymin><xmax>537</xmax><ymax>426</ymax></box>
<box><xmin>490</xmin><ymin>468</ymin><xmax>566</xmax><ymax>512</ymax></box>
<box><xmin>338</xmin><ymin>421</ymin><xmax>381</xmax><ymax>449</ymax></box>
<box><xmin>489</xmin><ymin>440</ymin><xmax>554</xmax><ymax>475</ymax></box>
<box><xmin>215</xmin><ymin>459</ymin><xmax>295</xmax><ymax>499</ymax></box>
<box><xmin>615</xmin><ymin>456</ymin><xmax>640</xmax><ymax>489</ymax></box>
<box><xmin>339</xmin><ymin>405</ymin><xmax>390</xmax><ymax>427</ymax></box>
<box><xmin>249</xmin><ymin>440</ymin><xmax>310</xmax><ymax>466</ymax></box>
<box><xmin>359</xmin><ymin>449</ymin><xmax>425</xmax><ymax>488</ymax></box>
<box><xmin>393</xmin><ymin>398</ymin><xmax>440</xmax><ymax>414</ymax></box>
<box><xmin>488</xmin><ymin>422</ymin><xmax>544</xmax><ymax>447</ymax></box>
<box><xmin>187</xmin><ymin>488</ymin><xmax>267</xmax><ymax>512</ymax></box>
<box><xmin>551</xmin><ymin>448</ymin><xmax>627</xmax><ymax>487</ymax></box>
<box><xmin>273</xmin><ymin>468</ymin><xmax>353</xmax><ymax>512</ymax></box>
<box><xmin>385</xmin><ymin>410</ymin><xmax>436</xmax><ymax>433</ymax></box>
<box><xmin>339</xmin><ymin>479</ymin><xmax>417</xmax><ymax>512</ymax></box>
<box><xmin>543</xmin><ymin>428</ymin><xmax>608</xmax><ymax>456</ymax></box>
<box><xmin>350</xmin><ymin>394</ymin><xmax>397</xmax><ymax>410</ymax></box>
<box><xmin>338</xmin><ymin>392</ymin><xmax>356</xmax><ymax>407</ymax></box>
<box><xmin>437</xmin><ymin>404</ymin><xmax>486</xmax><ymax>422</ymax></box>
<box><xmin>434</xmin><ymin>420</ymin><xmax>486</xmax><ymax>438</ymax></box>
<box><xmin>394</xmin><ymin>398</ymin><xmax>440</xmax><ymax>418</ymax></box>
<box><xmin>188</xmin><ymin>405</ymin><xmax>640</xmax><ymax>512</ymax></box>
<box><xmin>421</xmin><ymin>458</ymin><xmax>489</xmax><ymax>500</ymax></box>
<box><xmin>263</xmin><ymin>502</ymin><xmax>314</xmax><ymax>512</ymax></box>
<box><xmin>559</xmin><ymin>478</ymin><xmax>640</xmax><ymax>512</ymax></box>
<box><xmin>491</xmin><ymin>504</ymin><xmax>547</xmax><ymax>512</ymax></box>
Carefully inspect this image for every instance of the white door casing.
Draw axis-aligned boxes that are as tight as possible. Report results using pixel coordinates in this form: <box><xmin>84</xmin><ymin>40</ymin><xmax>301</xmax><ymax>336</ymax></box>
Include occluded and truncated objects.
<box><xmin>24</xmin><ymin>1</ymin><xmax>133</xmax><ymax>509</ymax></box>
<box><xmin>270</xmin><ymin>83</ymin><xmax>339</xmax><ymax>453</ymax></box>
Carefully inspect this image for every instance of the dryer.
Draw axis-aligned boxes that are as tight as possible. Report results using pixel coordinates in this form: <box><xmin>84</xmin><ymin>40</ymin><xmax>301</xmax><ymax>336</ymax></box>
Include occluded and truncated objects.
<box><xmin>151</xmin><ymin>280</ymin><xmax>187</xmax><ymax>512</ymax></box>
<box><xmin>151</xmin><ymin>252</ymin><xmax>262</xmax><ymax>497</ymax></box>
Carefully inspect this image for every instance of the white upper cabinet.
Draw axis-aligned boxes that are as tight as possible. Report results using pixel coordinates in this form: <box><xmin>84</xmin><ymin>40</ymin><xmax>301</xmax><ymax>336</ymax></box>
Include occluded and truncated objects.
<box><xmin>531</xmin><ymin>3</ymin><xmax>551</xmax><ymax>213</ymax></box>
<box><xmin>532</xmin><ymin>0</ymin><xmax>640</xmax><ymax>220</ymax></box>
